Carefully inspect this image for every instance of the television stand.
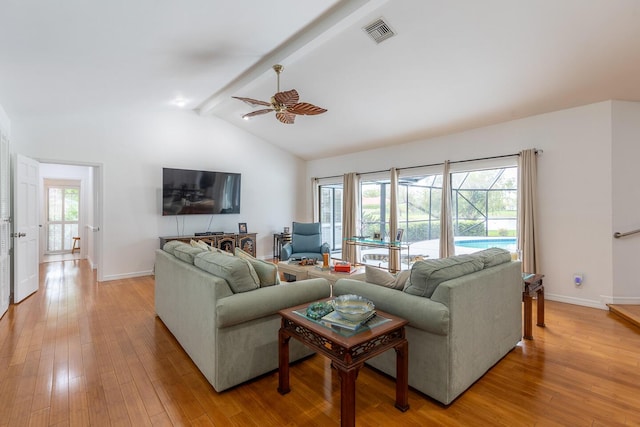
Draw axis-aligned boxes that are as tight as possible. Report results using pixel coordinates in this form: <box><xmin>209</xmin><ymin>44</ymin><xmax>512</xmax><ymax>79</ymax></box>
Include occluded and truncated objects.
<box><xmin>159</xmin><ymin>233</ymin><xmax>257</xmax><ymax>257</ymax></box>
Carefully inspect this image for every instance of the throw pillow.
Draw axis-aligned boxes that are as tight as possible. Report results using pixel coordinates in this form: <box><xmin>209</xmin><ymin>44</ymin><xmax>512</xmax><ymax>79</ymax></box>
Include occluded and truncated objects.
<box><xmin>234</xmin><ymin>247</ymin><xmax>280</xmax><ymax>287</ymax></box>
<box><xmin>365</xmin><ymin>265</ymin><xmax>410</xmax><ymax>290</ymax></box>
<box><xmin>194</xmin><ymin>252</ymin><xmax>260</xmax><ymax>293</ymax></box>
<box><xmin>190</xmin><ymin>239</ymin><xmax>211</xmax><ymax>252</ymax></box>
<box><xmin>211</xmin><ymin>246</ymin><xmax>233</xmax><ymax>256</ymax></box>
<box><xmin>173</xmin><ymin>245</ymin><xmax>207</xmax><ymax>264</ymax></box>
<box><xmin>163</xmin><ymin>240</ymin><xmax>187</xmax><ymax>256</ymax></box>
<box><xmin>403</xmin><ymin>255</ymin><xmax>484</xmax><ymax>298</ymax></box>
<box><xmin>471</xmin><ymin>247</ymin><xmax>512</xmax><ymax>268</ymax></box>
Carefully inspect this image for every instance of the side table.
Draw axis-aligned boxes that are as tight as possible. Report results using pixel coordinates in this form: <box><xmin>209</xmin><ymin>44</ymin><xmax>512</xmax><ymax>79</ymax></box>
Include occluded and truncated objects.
<box><xmin>278</xmin><ymin>302</ymin><xmax>409</xmax><ymax>427</ymax></box>
<box><xmin>522</xmin><ymin>273</ymin><xmax>545</xmax><ymax>339</ymax></box>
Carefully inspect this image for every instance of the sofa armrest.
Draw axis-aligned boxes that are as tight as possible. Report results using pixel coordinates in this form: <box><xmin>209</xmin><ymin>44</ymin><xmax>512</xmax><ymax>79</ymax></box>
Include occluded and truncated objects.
<box><xmin>216</xmin><ymin>278</ymin><xmax>331</xmax><ymax>328</ymax></box>
<box><xmin>429</xmin><ymin>261</ymin><xmax>522</xmax><ymax>339</ymax></box>
<box><xmin>281</xmin><ymin>243</ymin><xmax>293</xmax><ymax>261</ymax></box>
<box><xmin>333</xmin><ymin>279</ymin><xmax>449</xmax><ymax>335</ymax></box>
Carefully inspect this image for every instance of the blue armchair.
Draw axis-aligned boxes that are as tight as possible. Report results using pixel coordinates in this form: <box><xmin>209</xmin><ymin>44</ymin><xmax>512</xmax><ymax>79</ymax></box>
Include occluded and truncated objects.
<box><xmin>280</xmin><ymin>222</ymin><xmax>330</xmax><ymax>262</ymax></box>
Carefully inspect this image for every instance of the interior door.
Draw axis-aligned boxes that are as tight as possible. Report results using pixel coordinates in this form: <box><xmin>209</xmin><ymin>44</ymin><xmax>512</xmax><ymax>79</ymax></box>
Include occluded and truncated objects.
<box><xmin>0</xmin><ymin>131</ymin><xmax>10</xmax><ymax>317</ymax></box>
<box><xmin>13</xmin><ymin>154</ymin><xmax>39</xmax><ymax>303</ymax></box>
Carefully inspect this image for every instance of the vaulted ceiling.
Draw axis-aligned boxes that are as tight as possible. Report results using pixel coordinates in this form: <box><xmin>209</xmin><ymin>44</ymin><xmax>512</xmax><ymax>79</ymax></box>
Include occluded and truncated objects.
<box><xmin>2</xmin><ymin>0</ymin><xmax>640</xmax><ymax>160</ymax></box>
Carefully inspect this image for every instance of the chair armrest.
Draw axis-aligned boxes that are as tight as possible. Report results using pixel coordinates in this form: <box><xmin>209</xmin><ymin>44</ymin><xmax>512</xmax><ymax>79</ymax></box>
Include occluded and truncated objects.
<box><xmin>281</xmin><ymin>243</ymin><xmax>293</xmax><ymax>260</ymax></box>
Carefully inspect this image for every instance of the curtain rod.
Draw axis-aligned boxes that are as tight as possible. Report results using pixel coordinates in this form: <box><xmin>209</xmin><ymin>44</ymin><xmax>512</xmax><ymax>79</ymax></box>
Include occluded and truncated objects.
<box><xmin>313</xmin><ymin>149</ymin><xmax>541</xmax><ymax>181</ymax></box>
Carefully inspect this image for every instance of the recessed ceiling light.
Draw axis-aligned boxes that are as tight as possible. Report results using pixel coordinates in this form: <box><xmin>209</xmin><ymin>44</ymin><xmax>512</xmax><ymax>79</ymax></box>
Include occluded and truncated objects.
<box><xmin>171</xmin><ymin>96</ymin><xmax>188</xmax><ymax>108</ymax></box>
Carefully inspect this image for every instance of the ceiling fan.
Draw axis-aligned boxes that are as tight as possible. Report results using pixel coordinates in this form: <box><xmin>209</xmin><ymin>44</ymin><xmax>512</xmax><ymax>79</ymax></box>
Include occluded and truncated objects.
<box><xmin>232</xmin><ymin>64</ymin><xmax>327</xmax><ymax>124</ymax></box>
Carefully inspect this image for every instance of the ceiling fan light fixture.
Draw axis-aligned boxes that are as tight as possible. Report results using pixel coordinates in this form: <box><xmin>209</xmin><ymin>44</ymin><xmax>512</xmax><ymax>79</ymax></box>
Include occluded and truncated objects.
<box><xmin>231</xmin><ymin>65</ymin><xmax>327</xmax><ymax>124</ymax></box>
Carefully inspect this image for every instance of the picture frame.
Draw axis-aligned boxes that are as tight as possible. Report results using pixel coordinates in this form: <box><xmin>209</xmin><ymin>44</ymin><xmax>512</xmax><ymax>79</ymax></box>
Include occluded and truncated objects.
<box><xmin>373</xmin><ymin>232</ymin><xmax>382</xmax><ymax>240</ymax></box>
<box><xmin>395</xmin><ymin>228</ymin><xmax>404</xmax><ymax>242</ymax></box>
<box><xmin>238</xmin><ymin>222</ymin><xmax>247</xmax><ymax>234</ymax></box>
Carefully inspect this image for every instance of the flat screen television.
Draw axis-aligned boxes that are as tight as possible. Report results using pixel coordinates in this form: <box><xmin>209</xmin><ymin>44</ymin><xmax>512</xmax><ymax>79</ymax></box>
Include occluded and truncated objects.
<box><xmin>162</xmin><ymin>168</ymin><xmax>241</xmax><ymax>215</ymax></box>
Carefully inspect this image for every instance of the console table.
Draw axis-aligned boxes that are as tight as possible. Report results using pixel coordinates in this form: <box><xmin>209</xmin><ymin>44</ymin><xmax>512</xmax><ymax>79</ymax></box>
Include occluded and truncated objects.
<box><xmin>344</xmin><ymin>237</ymin><xmax>411</xmax><ymax>273</ymax></box>
<box><xmin>159</xmin><ymin>233</ymin><xmax>257</xmax><ymax>257</ymax></box>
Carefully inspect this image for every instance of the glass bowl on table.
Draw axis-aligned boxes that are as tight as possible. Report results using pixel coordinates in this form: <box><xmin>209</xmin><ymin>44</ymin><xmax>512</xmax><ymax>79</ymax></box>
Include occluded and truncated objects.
<box><xmin>332</xmin><ymin>294</ymin><xmax>375</xmax><ymax>322</ymax></box>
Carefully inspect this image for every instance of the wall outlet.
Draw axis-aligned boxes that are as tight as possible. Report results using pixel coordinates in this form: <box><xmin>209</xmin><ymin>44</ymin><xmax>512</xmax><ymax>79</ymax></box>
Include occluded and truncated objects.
<box><xmin>573</xmin><ymin>274</ymin><xmax>583</xmax><ymax>286</ymax></box>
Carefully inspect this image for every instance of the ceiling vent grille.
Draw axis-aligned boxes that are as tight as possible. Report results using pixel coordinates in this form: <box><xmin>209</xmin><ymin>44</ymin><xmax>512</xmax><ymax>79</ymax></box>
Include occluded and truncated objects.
<box><xmin>363</xmin><ymin>18</ymin><xmax>396</xmax><ymax>44</ymax></box>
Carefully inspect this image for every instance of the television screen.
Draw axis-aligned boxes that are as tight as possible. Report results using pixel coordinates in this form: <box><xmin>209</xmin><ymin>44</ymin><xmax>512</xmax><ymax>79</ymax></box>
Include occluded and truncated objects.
<box><xmin>162</xmin><ymin>168</ymin><xmax>241</xmax><ymax>215</ymax></box>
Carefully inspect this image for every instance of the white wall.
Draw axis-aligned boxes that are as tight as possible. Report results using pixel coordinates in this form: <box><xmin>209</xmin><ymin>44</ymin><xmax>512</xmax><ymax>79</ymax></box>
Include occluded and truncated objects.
<box><xmin>308</xmin><ymin>101</ymin><xmax>627</xmax><ymax>309</ymax></box>
<box><xmin>12</xmin><ymin>109</ymin><xmax>307</xmax><ymax>280</ymax></box>
<box><xmin>612</xmin><ymin>101</ymin><xmax>640</xmax><ymax>302</ymax></box>
<box><xmin>0</xmin><ymin>104</ymin><xmax>9</xmax><ymax>134</ymax></box>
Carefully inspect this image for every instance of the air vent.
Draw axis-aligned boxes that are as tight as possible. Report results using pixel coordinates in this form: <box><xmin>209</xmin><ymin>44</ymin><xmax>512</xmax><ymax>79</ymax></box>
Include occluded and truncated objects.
<box><xmin>363</xmin><ymin>18</ymin><xmax>396</xmax><ymax>44</ymax></box>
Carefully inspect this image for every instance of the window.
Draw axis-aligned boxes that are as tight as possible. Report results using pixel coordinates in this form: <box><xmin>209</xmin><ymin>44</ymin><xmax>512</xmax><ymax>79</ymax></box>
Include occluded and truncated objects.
<box><xmin>319</xmin><ymin>184</ymin><xmax>343</xmax><ymax>251</ymax></box>
<box><xmin>46</xmin><ymin>185</ymin><xmax>80</xmax><ymax>253</ymax></box>
<box><xmin>451</xmin><ymin>167</ymin><xmax>518</xmax><ymax>238</ymax></box>
<box><xmin>398</xmin><ymin>174</ymin><xmax>443</xmax><ymax>243</ymax></box>
<box><xmin>317</xmin><ymin>162</ymin><xmax>518</xmax><ymax>259</ymax></box>
<box><xmin>360</xmin><ymin>179</ymin><xmax>390</xmax><ymax>239</ymax></box>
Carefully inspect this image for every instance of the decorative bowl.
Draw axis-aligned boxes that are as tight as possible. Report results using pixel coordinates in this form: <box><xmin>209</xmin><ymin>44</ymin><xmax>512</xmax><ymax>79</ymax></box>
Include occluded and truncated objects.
<box><xmin>333</xmin><ymin>294</ymin><xmax>375</xmax><ymax>322</ymax></box>
<box><xmin>306</xmin><ymin>301</ymin><xmax>334</xmax><ymax>320</ymax></box>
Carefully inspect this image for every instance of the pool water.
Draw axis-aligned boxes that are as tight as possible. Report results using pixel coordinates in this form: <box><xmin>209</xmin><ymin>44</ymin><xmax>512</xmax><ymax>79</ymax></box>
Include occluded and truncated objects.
<box><xmin>455</xmin><ymin>238</ymin><xmax>517</xmax><ymax>251</ymax></box>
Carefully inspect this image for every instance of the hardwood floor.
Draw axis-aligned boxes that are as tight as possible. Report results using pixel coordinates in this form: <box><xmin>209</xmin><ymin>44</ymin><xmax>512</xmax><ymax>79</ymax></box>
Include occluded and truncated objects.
<box><xmin>608</xmin><ymin>304</ymin><xmax>640</xmax><ymax>329</ymax></box>
<box><xmin>1</xmin><ymin>260</ymin><xmax>639</xmax><ymax>426</ymax></box>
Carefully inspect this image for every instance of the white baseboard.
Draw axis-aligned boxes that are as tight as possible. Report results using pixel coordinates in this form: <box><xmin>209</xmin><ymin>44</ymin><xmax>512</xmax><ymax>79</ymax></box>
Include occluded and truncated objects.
<box><xmin>545</xmin><ymin>293</ymin><xmax>608</xmax><ymax>310</ymax></box>
<box><xmin>599</xmin><ymin>295</ymin><xmax>640</xmax><ymax>305</ymax></box>
<box><xmin>101</xmin><ymin>270</ymin><xmax>153</xmax><ymax>282</ymax></box>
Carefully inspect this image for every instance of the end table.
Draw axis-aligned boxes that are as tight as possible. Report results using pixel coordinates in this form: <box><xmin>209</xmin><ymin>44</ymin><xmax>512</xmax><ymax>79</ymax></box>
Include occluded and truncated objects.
<box><xmin>522</xmin><ymin>273</ymin><xmax>545</xmax><ymax>339</ymax></box>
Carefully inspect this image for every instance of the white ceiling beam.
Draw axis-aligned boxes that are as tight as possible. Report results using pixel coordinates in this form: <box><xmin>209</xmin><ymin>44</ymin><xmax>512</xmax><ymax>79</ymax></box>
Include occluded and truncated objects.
<box><xmin>195</xmin><ymin>0</ymin><xmax>389</xmax><ymax>116</ymax></box>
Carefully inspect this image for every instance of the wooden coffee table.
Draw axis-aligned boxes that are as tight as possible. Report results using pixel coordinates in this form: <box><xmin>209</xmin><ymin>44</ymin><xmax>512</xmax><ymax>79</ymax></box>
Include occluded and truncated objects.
<box><xmin>278</xmin><ymin>301</ymin><xmax>409</xmax><ymax>427</ymax></box>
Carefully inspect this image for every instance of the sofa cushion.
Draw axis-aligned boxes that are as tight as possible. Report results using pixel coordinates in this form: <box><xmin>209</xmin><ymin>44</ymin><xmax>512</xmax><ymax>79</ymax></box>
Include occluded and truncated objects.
<box><xmin>173</xmin><ymin>245</ymin><xmax>207</xmax><ymax>264</ymax></box>
<box><xmin>404</xmin><ymin>255</ymin><xmax>484</xmax><ymax>298</ymax></box>
<box><xmin>194</xmin><ymin>252</ymin><xmax>260</xmax><ymax>293</ymax></box>
<box><xmin>234</xmin><ymin>247</ymin><xmax>280</xmax><ymax>287</ymax></box>
<box><xmin>163</xmin><ymin>240</ymin><xmax>188</xmax><ymax>256</ymax></box>
<box><xmin>365</xmin><ymin>265</ymin><xmax>410</xmax><ymax>290</ymax></box>
<box><xmin>471</xmin><ymin>247</ymin><xmax>513</xmax><ymax>268</ymax></box>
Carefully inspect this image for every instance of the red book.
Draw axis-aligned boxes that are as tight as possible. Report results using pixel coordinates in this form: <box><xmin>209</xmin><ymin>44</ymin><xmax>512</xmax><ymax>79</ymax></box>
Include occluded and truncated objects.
<box><xmin>334</xmin><ymin>262</ymin><xmax>352</xmax><ymax>273</ymax></box>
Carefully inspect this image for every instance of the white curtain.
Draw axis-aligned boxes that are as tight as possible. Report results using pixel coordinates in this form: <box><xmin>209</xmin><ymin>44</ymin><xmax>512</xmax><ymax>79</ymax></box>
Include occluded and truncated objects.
<box><xmin>439</xmin><ymin>160</ymin><xmax>455</xmax><ymax>258</ymax></box>
<box><xmin>517</xmin><ymin>149</ymin><xmax>539</xmax><ymax>273</ymax></box>
<box><xmin>311</xmin><ymin>178</ymin><xmax>320</xmax><ymax>222</ymax></box>
<box><xmin>342</xmin><ymin>172</ymin><xmax>360</xmax><ymax>264</ymax></box>
<box><xmin>389</xmin><ymin>167</ymin><xmax>400</xmax><ymax>272</ymax></box>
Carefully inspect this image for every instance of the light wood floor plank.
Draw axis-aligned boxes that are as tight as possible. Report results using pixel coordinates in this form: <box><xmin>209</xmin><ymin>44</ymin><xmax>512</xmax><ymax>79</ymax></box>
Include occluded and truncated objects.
<box><xmin>0</xmin><ymin>260</ymin><xmax>639</xmax><ymax>426</ymax></box>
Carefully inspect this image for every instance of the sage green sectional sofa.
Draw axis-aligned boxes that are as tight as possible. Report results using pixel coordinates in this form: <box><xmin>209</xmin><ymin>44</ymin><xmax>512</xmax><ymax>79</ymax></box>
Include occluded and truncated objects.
<box><xmin>154</xmin><ymin>241</ymin><xmax>331</xmax><ymax>392</ymax></box>
<box><xmin>333</xmin><ymin>248</ymin><xmax>522</xmax><ymax>405</ymax></box>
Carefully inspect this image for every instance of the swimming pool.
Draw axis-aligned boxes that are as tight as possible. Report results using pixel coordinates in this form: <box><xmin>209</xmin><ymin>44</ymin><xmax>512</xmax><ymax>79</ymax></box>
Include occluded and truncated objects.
<box><xmin>455</xmin><ymin>237</ymin><xmax>517</xmax><ymax>251</ymax></box>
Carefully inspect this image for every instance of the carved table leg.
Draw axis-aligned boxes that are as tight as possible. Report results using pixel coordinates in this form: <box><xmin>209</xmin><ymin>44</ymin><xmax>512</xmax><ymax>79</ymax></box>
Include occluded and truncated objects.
<box><xmin>278</xmin><ymin>329</ymin><xmax>291</xmax><ymax>395</ymax></box>
<box><xmin>337</xmin><ymin>365</ymin><xmax>360</xmax><ymax>427</ymax></box>
<box><xmin>523</xmin><ymin>293</ymin><xmax>533</xmax><ymax>340</ymax></box>
<box><xmin>394</xmin><ymin>339</ymin><xmax>410</xmax><ymax>412</ymax></box>
<box><xmin>536</xmin><ymin>285</ymin><xmax>545</xmax><ymax>327</ymax></box>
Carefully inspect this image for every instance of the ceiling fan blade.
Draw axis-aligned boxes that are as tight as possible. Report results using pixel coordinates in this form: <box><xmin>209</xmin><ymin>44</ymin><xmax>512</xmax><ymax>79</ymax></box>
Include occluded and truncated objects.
<box><xmin>288</xmin><ymin>102</ymin><xmax>328</xmax><ymax>116</ymax></box>
<box><xmin>242</xmin><ymin>109</ymin><xmax>274</xmax><ymax>119</ymax></box>
<box><xmin>276</xmin><ymin>111</ymin><xmax>296</xmax><ymax>124</ymax></box>
<box><xmin>273</xmin><ymin>89</ymin><xmax>299</xmax><ymax>107</ymax></box>
<box><xmin>232</xmin><ymin>96</ymin><xmax>272</xmax><ymax>107</ymax></box>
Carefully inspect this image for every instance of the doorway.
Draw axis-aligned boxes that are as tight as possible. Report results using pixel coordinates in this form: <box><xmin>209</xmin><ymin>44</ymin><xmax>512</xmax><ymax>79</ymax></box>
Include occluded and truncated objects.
<box><xmin>37</xmin><ymin>162</ymin><xmax>103</xmax><ymax>280</ymax></box>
